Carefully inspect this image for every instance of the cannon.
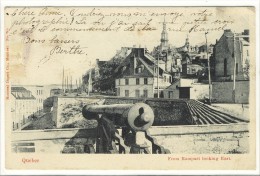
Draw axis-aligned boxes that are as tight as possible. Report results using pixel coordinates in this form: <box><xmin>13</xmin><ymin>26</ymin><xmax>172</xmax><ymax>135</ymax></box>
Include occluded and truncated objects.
<box><xmin>82</xmin><ymin>103</ymin><xmax>170</xmax><ymax>154</ymax></box>
<box><xmin>82</xmin><ymin>103</ymin><xmax>154</xmax><ymax>132</ymax></box>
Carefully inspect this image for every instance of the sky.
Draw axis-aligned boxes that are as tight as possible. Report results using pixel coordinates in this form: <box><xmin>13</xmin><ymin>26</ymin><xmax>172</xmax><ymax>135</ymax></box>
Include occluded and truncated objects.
<box><xmin>5</xmin><ymin>7</ymin><xmax>255</xmax><ymax>85</ymax></box>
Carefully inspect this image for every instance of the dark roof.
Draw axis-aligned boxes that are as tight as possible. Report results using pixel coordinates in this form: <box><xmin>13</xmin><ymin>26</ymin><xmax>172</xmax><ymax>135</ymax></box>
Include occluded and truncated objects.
<box><xmin>115</xmin><ymin>48</ymin><xmax>170</xmax><ymax>77</ymax></box>
<box><xmin>11</xmin><ymin>93</ymin><xmax>36</xmax><ymax>100</ymax></box>
<box><xmin>11</xmin><ymin>87</ymin><xmax>27</xmax><ymax>91</ymax></box>
<box><xmin>97</xmin><ymin>60</ymin><xmax>107</xmax><ymax>67</ymax></box>
<box><xmin>11</xmin><ymin>87</ymin><xmax>36</xmax><ymax>99</ymax></box>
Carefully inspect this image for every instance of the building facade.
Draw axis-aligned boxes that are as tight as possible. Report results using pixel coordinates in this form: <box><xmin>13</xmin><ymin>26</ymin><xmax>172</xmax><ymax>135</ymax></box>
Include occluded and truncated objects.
<box><xmin>163</xmin><ymin>78</ymin><xmax>209</xmax><ymax>100</ymax></box>
<box><xmin>24</xmin><ymin>85</ymin><xmax>46</xmax><ymax>114</ymax></box>
<box><xmin>115</xmin><ymin>48</ymin><xmax>172</xmax><ymax>98</ymax></box>
<box><xmin>151</xmin><ymin>19</ymin><xmax>209</xmax><ymax>79</ymax></box>
<box><xmin>214</xmin><ymin>29</ymin><xmax>250</xmax><ymax>81</ymax></box>
<box><xmin>11</xmin><ymin>87</ymin><xmax>37</xmax><ymax>130</ymax></box>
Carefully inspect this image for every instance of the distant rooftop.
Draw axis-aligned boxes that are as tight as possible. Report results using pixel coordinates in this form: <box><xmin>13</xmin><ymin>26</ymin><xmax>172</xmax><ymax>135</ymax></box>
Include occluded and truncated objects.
<box><xmin>11</xmin><ymin>87</ymin><xmax>27</xmax><ymax>92</ymax></box>
<box><xmin>11</xmin><ymin>87</ymin><xmax>36</xmax><ymax>100</ymax></box>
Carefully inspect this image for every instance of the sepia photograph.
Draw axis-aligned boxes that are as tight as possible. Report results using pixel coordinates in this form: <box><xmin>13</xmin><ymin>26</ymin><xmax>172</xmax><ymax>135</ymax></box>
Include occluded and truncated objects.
<box><xmin>1</xmin><ymin>2</ymin><xmax>259</xmax><ymax>173</ymax></box>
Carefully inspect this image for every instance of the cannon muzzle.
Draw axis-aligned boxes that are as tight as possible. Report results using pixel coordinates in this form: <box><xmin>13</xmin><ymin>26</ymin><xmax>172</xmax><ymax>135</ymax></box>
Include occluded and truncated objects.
<box><xmin>82</xmin><ymin>103</ymin><xmax>154</xmax><ymax>131</ymax></box>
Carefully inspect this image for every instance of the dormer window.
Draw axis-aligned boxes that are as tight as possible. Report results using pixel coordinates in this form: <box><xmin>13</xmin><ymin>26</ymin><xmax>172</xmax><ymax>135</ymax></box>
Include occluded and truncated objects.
<box><xmin>135</xmin><ymin>64</ymin><xmax>144</xmax><ymax>74</ymax></box>
<box><xmin>122</xmin><ymin>66</ymin><xmax>126</xmax><ymax>72</ymax></box>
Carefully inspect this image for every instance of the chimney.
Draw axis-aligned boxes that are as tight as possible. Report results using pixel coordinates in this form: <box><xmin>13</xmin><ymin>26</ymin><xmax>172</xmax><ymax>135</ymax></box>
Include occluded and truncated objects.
<box><xmin>243</xmin><ymin>29</ymin><xmax>249</xmax><ymax>42</ymax></box>
<box><xmin>243</xmin><ymin>29</ymin><xmax>249</xmax><ymax>35</ymax></box>
<box><xmin>224</xmin><ymin>29</ymin><xmax>231</xmax><ymax>33</ymax></box>
<box><xmin>96</xmin><ymin>58</ymin><xmax>99</xmax><ymax>65</ymax></box>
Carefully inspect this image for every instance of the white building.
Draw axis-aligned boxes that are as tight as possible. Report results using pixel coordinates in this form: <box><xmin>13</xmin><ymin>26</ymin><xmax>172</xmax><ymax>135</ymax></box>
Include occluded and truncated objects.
<box><xmin>11</xmin><ymin>87</ymin><xmax>37</xmax><ymax>130</ymax></box>
<box><xmin>115</xmin><ymin>48</ymin><xmax>172</xmax><ymax>98</ymax></box>
<box><xmin>163</xmin><ymin>78</ymin><xmax>209</xmax><ymax>100</ymax></box>
<box><xmin>24</xmin><ymin>85</ymin><xmax>46</xmax><ymax>114</ymax></box>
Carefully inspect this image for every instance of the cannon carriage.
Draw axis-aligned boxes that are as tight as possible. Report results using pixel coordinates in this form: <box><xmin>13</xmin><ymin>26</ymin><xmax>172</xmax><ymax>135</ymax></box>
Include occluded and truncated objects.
<box><xmin>82</xmin><ymin>102</ymin><xmax>170</xmax><ymax>154</ymax></box>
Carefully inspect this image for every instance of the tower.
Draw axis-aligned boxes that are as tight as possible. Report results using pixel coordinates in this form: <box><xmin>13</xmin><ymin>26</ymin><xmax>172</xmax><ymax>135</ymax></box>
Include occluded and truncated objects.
<box><xmin>160</xmin><ymin>16</ymin><xmax>168</xmax><ymax>50</ymax></box>
<box><xmin>185</xmin><ymin>34</ymin><xmax>190</xmax><ymax>52</ymax></box>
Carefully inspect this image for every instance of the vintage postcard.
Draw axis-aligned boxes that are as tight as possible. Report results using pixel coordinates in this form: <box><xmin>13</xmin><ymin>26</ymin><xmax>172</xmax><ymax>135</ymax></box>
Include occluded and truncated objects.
<box><xmin>2</xmin><ymin>4</ymin><xmax>258</xmax><ymax>173</ymax></box>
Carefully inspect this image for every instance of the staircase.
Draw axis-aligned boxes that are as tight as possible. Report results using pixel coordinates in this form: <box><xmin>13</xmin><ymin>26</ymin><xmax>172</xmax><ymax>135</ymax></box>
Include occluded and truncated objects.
<box><xmin>186</xmin><ymin>100</ymin><xmax>249</xmax><ymax>125</ymax></box>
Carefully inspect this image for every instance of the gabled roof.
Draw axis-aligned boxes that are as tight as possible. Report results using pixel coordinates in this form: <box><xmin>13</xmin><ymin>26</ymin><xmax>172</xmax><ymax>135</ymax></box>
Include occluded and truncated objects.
<box><xmin>115</xmin><ymin>48</ymin><xmax>170</xmax><ymax>77</ymax></box>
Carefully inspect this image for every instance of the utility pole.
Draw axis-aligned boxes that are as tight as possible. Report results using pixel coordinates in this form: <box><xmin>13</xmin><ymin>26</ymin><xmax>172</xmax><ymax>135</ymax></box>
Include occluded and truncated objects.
<box><xmin>66</xmin><ymin>76</ymin><xmax>68</xmax><ymax>93</ymax></box>
<box><xmin>205</xmin><ymin>32</ymin><xmax>212</xmax><ymax>105</ymax></box>
<box><xmin>88</xmin><ymin>70</ymin><xmax>91</xmax><ymax>96</ymax></box>
<box><xmin>88</xmin><ymin>61</ymin><xmax>92</xmax><ymax>96</ymax></box>
<box><xmin>79</xmin><ymin>78</ymin><xmax>82</xmax><ymax>93</ymax></box>
<box><xmin>157</xmin><ymin>51</ymin><xmax>160</xmax><ymax>98</ymax></box>
<box><xmin>62</xmin><ymin>67</ymin><xmax>64</xmax><ymax>93</ymax></box>
<box><xmin>232</xmin><ymin>33</ymin><xmax>237</xmax><ymax>103</ymax></box>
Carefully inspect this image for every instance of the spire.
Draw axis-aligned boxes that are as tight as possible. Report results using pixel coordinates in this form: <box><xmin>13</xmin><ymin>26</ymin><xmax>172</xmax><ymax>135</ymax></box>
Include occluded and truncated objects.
<box><xmin>160</xmin><ymin>16</ymin><xmax>168</xmax><ymax>49</ymax></box>
<box><xmin>163</xmin><ymin>15</ymin><xmax>166</xmax><ymax>30</ymax></box>
<box><xmin>186</xmin><ymin>34</ymin><xmax>189</xmax><ymax>45</ymax></box>
<box><xmin>185</xmin><ymin>34</ymin><xmax>190</xmax><ymax>52</ymax></box>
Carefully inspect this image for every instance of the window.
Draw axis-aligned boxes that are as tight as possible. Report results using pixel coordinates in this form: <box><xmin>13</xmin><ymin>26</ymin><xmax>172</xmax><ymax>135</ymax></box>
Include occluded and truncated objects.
<box><xmin>135</xmin><ymin>90</ymin><xmax>140</xmax><ymax>98</ymax></box>
<box><xmin>117</xmin><ymin>88</ymin><xmax>120</xmax><ymax>96</ymax></box>
<box><xmin>236</xmin><ymin>63</ymin><xmax>238</xmax><ymax>74</ymax></box>
<box><xmin>143</xmin><ymin>90</ymin><xmax>148</xmax><ymax>98</ymax></box>
<box><xmin>168</xmin><ymin>91</ymin><xmax>173</xmax><ymax>99</ymax></box>
<box><xmin>144</xmin><ymin>78</ymin><xmax>148</xmax><ymax>85</ymax></box>
<box><xmin>136</xmin><ymin>78</ymin><xmax>140</xmax><ymax>85</ymax></box>
<box><xmin>224</xmin><ymin>58</ymin><xmax>227</xmax><ymax>77</ymax></box>
<box><xmin>119</xmin><ymin>79</ymin><xmax>120</xmax><ymax>85</ymax></box>
<box><xmin>125</xmin><ymin>78</ymin><xmax>129</xmax><ymax>85</ymax></box>
<box><xmin>164</xmin><ymin>76</ymin><xmax>166</xmax><ymax>82</ymax></box>
<box><xmin>125</xmin><ymin>90</ymin><xmax>129</xmax><ymax>97</ymax></box>
<box><xmin>137</xmin><ymin>67</ymin><xmax>142</xmax><ymax>73</ymax></box>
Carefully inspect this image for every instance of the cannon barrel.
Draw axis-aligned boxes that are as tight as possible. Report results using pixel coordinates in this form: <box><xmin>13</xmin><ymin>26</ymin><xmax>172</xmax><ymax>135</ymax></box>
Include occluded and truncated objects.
<box><xmin>82</xmin><ymin>103</ymin><xmax>154</xmax><ymax>131</ymax></box>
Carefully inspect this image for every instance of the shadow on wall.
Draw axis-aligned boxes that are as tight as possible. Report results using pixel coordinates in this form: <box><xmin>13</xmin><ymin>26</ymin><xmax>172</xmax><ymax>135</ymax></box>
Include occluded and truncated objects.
<box><xmin>62</xmin><ymin>128</ymin><xmax>97</xmax><ymax>153</ymax></box>
<box><xmin>43</xmin><ymin>96</ymin><xmax>55</xmax><ymax>113</ymax></box>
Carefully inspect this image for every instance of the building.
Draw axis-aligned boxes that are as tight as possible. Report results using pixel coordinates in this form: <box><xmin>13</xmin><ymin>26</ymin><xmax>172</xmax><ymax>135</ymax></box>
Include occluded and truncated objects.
<box><xmin>82</xmin><ymin>47</ymin><xmax>132</xmax><ymax>93</ymax></box>
<box><xmin>212</xmin><ymin>29</ymin><xmax>250</xmax><ymax>103</ymax></box>
<box><xmin>151</xmin><ymin>18</ymin><xmax>184</xmax><ymax>75</ymax></box>
<box><xmin>163</xmin><ymin>78</ymin><xmax>209</xmax><ymax>99</ymax></box>
<box><xmin>214</xmin><ymin>29</ymin><xmax>250</xmax><ymax>81</ymax></box>
<box><xmin>24</xmin><ymin>85</ymin><xmax>46</xmax><ymax>114</ymax></box>
<box><xmin>182</xmin><ymin>64</ymin><xmax>203</xmax><ymax>76</ymax></box>
<box><xmin>151</xmin><ymin>19</ymin><xmax>207</xmax><ymax>79</ymax></box>
<box><xmin>115</xmin><ymin>47</ymin><xmax>172</xmax><ymax>98</ymax></box>
<box><xmin>11</xmin><ymin>87</ymin><xmax>37</xmax><ymax>130</ymax></box>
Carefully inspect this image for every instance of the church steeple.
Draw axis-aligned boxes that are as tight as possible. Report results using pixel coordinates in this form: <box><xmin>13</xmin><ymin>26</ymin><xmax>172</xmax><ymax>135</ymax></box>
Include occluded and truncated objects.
<box><xmin>185</xmin><ymin>34</ymin><xmax>190</xmax><ymax>46</ymax></box>
<box><xmin>160</xmin><ymin>16</ymin><xmax>168</xmax><ymax>49</ymax></box>
<box><xmin>185</xmin><ymin>34</ymin><xmax>190</xmax><ymax>52</ymax></box>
